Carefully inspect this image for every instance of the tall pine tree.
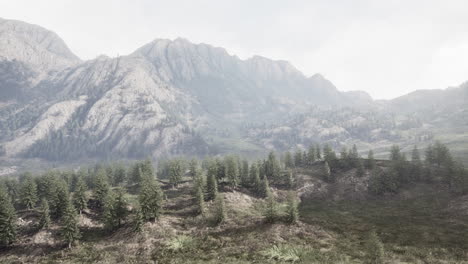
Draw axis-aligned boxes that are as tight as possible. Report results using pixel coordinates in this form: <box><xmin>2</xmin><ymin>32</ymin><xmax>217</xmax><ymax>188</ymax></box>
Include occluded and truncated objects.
<box><xmin>0</xmin><ymin>187</ymin><xmax>16</xmax><ymax>247</ymax></box>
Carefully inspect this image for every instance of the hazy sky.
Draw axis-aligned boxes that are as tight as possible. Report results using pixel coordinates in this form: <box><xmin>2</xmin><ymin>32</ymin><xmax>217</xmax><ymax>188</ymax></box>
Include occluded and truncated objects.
<box><xmin>1</xmin><ymin>0</ymin><xmax>468</xmax><ymax>99</ymax></box>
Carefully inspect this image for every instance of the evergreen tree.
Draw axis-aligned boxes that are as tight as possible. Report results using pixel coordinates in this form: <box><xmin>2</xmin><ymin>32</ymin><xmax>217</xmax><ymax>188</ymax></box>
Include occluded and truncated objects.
<box><xmin>188</xmin><ymin>159</ymin><xmax>198</xmax><ymax>179</ymax></box>
<box><xmin>294</xmin><ymin>150</ymin><xmax>303</xmax><ymax>167</ymax></box>
<box><xmin>0</xmin><ymin>187</ymin><xmax>17</xmax><ymax>247</ymax></box>
<box><xmin>425</xmin><ymin>144</ymin><xmax>435</xmax><ymax>165</ymax></box>
<box><xmin>315</xmin><ymin>144</ymin><xmax>322</xmax><ymax>160</ymax></box>
<box><xmin>132</xmin><ymin>205</ymin><xmax>144</xmax><ymax>233</ymax></box>
<box><xmin>20</xmin><ymin>176</ymin><xmax>38</xmax><ymax>210</ymax></box>
<box><xmin>139</xmin><ymin>171</ymin><xmax>163</xmax><ymax>222</ymax></box>
<box><xmin>356</xmin><ymin>158</ymin><xmax>365</xmax><ymax>177</ymax></box>
<box><xmin>195</xmin><ymin>185</ymin><xmax>205</xmax><ymax>216</ymax></box>
<box><xmin>307</xmin><ymin>146</ymin><xmax>316</xmax><ymax>165</ymax></box>
<box><xmin>285</xmin><ymin>170</ymin><xmax>295</xmax><ymax>189</ymax></box>
<box><xmin>340</xmin><ymin>147</ymin><xmax>349</xmax><ymax>169</ymax></box>
<box><xmin>411</xmin><ymin>145</ymin><xmax>422</xmax><ymax>181</ymax></box>
<box><xmin>113</xmin><ymin>187</ymin><xmax>129</xmax><ymax>228</ymax></box>
<box><xmin>365</xmin><ymin>230</ymin><xmax>385</xmax><ymax>264</ymax></box>
<box><xmin>206</xmin><ymin>161</ymin><xmax>218</xmax><ymax>201</ymax></box>
<box><xmin>263</xmin><ymin>190</ymin><xmax>278</xmax><ymax>224</ymax></box>
<box><xmin>113</xmin><ymin>163</ymin><xmax>127</xmax><ymax>186</ymax></box>
<box><xmin>389</xmin><ymin>145</ymin><xmax>401</xmax><ymax>161</ymax></box>
<box><xmin>250</xmin><ymin>163</ymin><xmax>262</xmax><ymax>194</ymax></box>
<box><xmin>240</xmin><ymin>160</ymin><xmax>250</xmax><ymax>187</ymax></box>
<box><xmin>265</xmin><ymin>152</ymin><xmax>281</xmax><ymax>183</ymax></box>
<box><xmin>93</xmin><ymin>168</ymin><xmax>110</xmax><ymax>210</ymax></box>
<box><xmin>169</xmin><ymin>159</ymin><xmax>183</xmax><ymax>188</ymax></box>
<box><xmin>349</xmin><ymin>144</ymin><xmax>359</xmax><ymax>167</ymax></box>
<box><xmin>260</xmin><ymin>176</ymin><xmax>271</xmax><ymax>198</ymax></box>
<box><xmin>61</xmin><ymin>200</ymin><xmax>80</xmax><ymax>248</ymax></box>
<box><xmin>214</xmin><ymin>194</ymin><xmax>226</xmax><ymax>225</ymax></box>
<box><xmin>365</xmin><ymin>150</ymin><xmax>376</xmax><ymax>170</ymax></box>
<box><xmin>323</xmin><ymin>144</ymin><xmax>338</xmax><ymax>168</ymax></box>
<box><xmin>73</xmin><ymin>176</ymin><xmax>87</xmax><ymax>215</ymax></box>
<box><xmin>284</xmin><ymin>151</ymin><xmax>295</xmax><ymax>168</ymax></box>
<box><xmin>225</xmin><ymin>156</ymin><xmax>239</xmax><ymax>188</ymax></box>
<box><xmin>39</xmin><ymin>199</ymin><xmax>51</xmax><ymax>230</ymax></box>
<box><xmin>216</xmin><ymin>158</ymin><xmax>226</xmax><ymax>182</ymax></box>
<box><xmin>52</xmin><ymin>179</ymin><xmax>70</xmax><ymax>219</ymax></box>
<box><xmin>285</xmin><ymin>191</ymin><xmax>299</xmax><ymax>224</ymax></box>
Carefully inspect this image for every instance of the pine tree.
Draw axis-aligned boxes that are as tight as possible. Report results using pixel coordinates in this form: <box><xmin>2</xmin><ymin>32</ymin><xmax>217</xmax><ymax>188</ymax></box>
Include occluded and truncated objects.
<box><xmin>307</xmin><ymin>145</ymin><xmax>316</xmax><ymax>165</ymax></box>
<box><xmin>411</xmin><ymin>145</ymin><xmax>422</xmax><ymax>181</ymax></box>
<box><xmin>315</xmin><ymin>144</ymin><xmax>322</xmax><ymax>160</ymax></box>
<box><xmin>132</xmin><ymin>205</ymin><xmax>144</xmax><ymax>233</ymax></box>
<box><xmin>195</xmin><ymin>185</ymin><xmax>205</xmax><ymax>216</ymax></box>
<box><xmin>214</xmin><ymin>194</ymin><xmax>226</xmax><ymax>225</ymax></box>
<box><xmin>206</xmin><ymin>165</ymin><xmax>218</xmax><ymax>201</ymax></box>
<box><xmin>73</xmin><ymin>176</ymin><xmax>87</xmax><ymax>215</ymax></box>
<box><xmin>366</xmin><ymin>150</ymin><xmax>376</xmax><ymax>170</ymax></box>
<box><xmin>263</xmin><ymin>190</ymin><xmax>278</xmax><ymax>224</ymax></box>
<box><xmin>53</xmin><ymin>179</ymin><xmax>70</xmax><ymax>219</ymax></box>
<box><xmin>294</xmin><ymin>150</ymin><xmax>303</xmax><ymax>167</ymax></box>
<box><xmin>188</xmin><ymin>159</ymin><xmax>198</xmax><ymax>179</ymax></box>
<box><xmin>169</xmin><ymin>159</ymin><xmax>183</xmax><ymax>188</ymax></box>
<box><xmin>390</xmin><ymin>145</ymin><xmax>401</xmax><ymax>161</ymax></box>
<box><xmin>356</xmin><ymin>158</ymin><xmax>365</xmax><ymax>177</ymax></box>
<box><xmin>139</xmin><ymin>172</ymin><xmax>163</xmax><ymax>222</ymax></box>
<box><xmin>240</xmin><ymin>160</ymin><xmax>249</xmax><ymax>188</ymax></box>
<box><xmin>113</xmin><ymin>163</ymin><xmax>127</xmax><ymax>186</ymax></box>
<box><xmin>20</xmin><ymin>176</ymin><xmax>38</xmax><ymax>210</ymax></box>
<box><xmin>285</xmin><ymin>170</ymin><xmax>295</xmax><ymax>189</ymax></box>
<box><xmin>0</xmin><ymin>187</ymin><xmax>17</xmax><ymax>246</ymax></box>
<box><xmin>285</xmin><ymin>191</ymin><xmax>299</xmax><ymax>224</ymax></box>
<box><xmin>61</xmin><ymin>200</ymin><xmax>80</xmax><ymax>248</ymax></box>
<box><xmin>260</xmin><ymin>176</ymin><xmax>271</xmax><ymax>198</ymax></box>
<box><xmin>365</xmin><ymin>230</ymin><xmax>384</xmax><ymax>264</ymax></box>
<box><xmin>93</xmin><ymin>168</ymin><xmax>110</xmax><ymax>210</ymax></box>
<box><xmin>225</xmin><ymin>156</ymin><xmax>239</xmax><ymax>188</ymax></box>
<box><xmin>266</xmin><ymin>152</ymin><xmax>281</xmax><ymax>183</ymax></box>
<box><xmin>113</xmin><ymin>187</ymin><xmax>129</xmax><ymax>227</ymax></box>
<box><xmin>39</xmin><ymin>199</ymin><xmax>51</xmax><ymax>229</ymax></box>
<box><xmin>284</xmin><ymin>151</ymin><xmax>295</xmax><ymax>168</ymax></box>
<box><xmin>250</xmin><ymin>164</ymin><xmax>262</xmax><ymax>194</ymax></box>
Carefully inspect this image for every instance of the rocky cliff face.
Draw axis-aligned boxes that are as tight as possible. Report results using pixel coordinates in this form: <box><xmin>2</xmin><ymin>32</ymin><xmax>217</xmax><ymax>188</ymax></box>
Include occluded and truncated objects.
<box><xmin>0</xmin><ymin>18</ymin><xmax>465</xmax><ymax>165</ymax></box>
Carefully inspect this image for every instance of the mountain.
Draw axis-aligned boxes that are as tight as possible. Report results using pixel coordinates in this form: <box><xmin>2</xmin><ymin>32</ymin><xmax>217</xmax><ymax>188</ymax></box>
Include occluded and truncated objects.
<box><xmin>0</xmin><ymin>18</ymin><xmax>466</xmax><ymax>168</ymax></box>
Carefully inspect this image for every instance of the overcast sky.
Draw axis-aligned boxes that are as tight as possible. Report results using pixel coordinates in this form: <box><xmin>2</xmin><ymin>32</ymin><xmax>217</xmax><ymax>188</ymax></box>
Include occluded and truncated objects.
<box><xmin>1</xmin><ymin>0</ymin><xmax>468</xmax><ymax>99</ymax></box>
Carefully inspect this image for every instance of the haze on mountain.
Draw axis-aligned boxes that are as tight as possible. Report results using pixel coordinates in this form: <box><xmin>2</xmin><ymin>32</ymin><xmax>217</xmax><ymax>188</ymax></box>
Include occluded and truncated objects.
<box><xmin>0</xmin><ymin>17</ymin><xmax>467</xmax><ymax>171</ymax></box>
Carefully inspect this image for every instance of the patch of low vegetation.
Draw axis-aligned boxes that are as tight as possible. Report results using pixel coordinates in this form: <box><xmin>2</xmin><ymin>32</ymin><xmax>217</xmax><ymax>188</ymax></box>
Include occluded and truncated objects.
<box><xmin>0</xmin><ymin>142</ymin><xmax>467</xmax><ymax>263</ymax></box>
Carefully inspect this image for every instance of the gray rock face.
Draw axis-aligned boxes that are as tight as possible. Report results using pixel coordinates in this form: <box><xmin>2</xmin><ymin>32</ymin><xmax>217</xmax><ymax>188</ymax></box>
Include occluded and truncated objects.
<box><xmin>0</xmin><ymin>18</ymin><xmax>465</xmax><ymax>164</ymax></box>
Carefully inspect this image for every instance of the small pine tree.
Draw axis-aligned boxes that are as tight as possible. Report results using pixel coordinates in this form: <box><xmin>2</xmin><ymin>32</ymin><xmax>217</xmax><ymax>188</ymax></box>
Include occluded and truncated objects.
<box><xmin>132</xmin><ymin>205</ymin><xmax>144</xmax><ymax>233</ymax></box>
<box><xmin>285</xmin><ymin>192</ymin><xmax>299</xmax><ymax>224</ymax></box>
<box><xmin>195</xmin><ymin>185</ymin><xmax>205</xmax><ymax>216</ymax></box>
<box><xmin>263</xmin><ymin>190</ymin><xmax>278</xmax><ymax>224</ymax></box>
<box><xmin>20</xmin><ymin>176</ymin><xmax>38</xmax><ymax>210</ymax></box>
<box><xmin>188</xmin><ymin>159</ymin><xmax>198</xmax><ymax>179</ymax></box>
<box><xmin>315</xmin><ymin>144</ymin><xmax>322</xmax><ymax>160</ymax></box>
<box><xmin>356</xmin><ymin>158</ymin><xmax>365</xmax><ymax>177</ymax></box>
<box><xmin>260</xmin><ymin>176</ymin><xmax>271</xmax><ymax>198</ymax></box>
<box><xmin>169</xmin><ymin>160</ymin><xmax>183</xmax><ymax>188</ymax></box>
<box><xmin>139</xmin><ymin>173</ymin><xmax>163</xmax><ymax>222</ymax></box>
<box><xmin>366</xmin><ymin>150</ymin><xmax>376</xmax><ymax>170</ymax></box>
<box><xmin>240</xmin><ymin>160</ymin><xmax>250</xmax><ymax>188</ymax></box>
<box><xmin>93</xmin><ymin>169</ymin><xmax>110</xmax><ymax>210</ymax></box>
<box><xmin>365</xmin><ymin>230</ymin><xmax>385</xmax><ymax>264</ymax></box>
<box><xmin>284</xmin><ymin>151</ymin><xmax>295</xmax><ymax>168</ymax></box>
<box><xmin>0</xmin><ymin>188</ymin><xmax>17</xmax><ymax>246</ymax></box>
<box><xmin>285</xmin><ymin>170</ymin><xmax>295</xmax><ymax>189</ymax></box>
<box><xmin>206</xmin><ymin>169</ymin><xmax>218</xmax><ymax>201</ymax></box>
<box><xmin>61</xmin><ymin>200</ymin><xmax>81</xmax><ymax>248</ymax></box>
<box><xmin>214</xmin><ymin>194</ymin><xmax>226</xmax><ymax>225</ymax></box>
<box><xmin>39</xmin><ymin>199</ymin><xmax>51</xmax><ymax>229</ymax></box>
<box><xmin>73</xmin><ymin>176</ymin><xmax>87</xmax><ymax>215</ymax></box>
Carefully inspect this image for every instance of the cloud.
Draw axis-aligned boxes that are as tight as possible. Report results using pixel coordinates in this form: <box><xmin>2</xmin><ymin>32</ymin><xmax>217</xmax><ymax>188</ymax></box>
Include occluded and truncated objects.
<box><xmin>1</xmin><ymin>0</ymin><xmax>467</xmax><ymax>99</ymax></box>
